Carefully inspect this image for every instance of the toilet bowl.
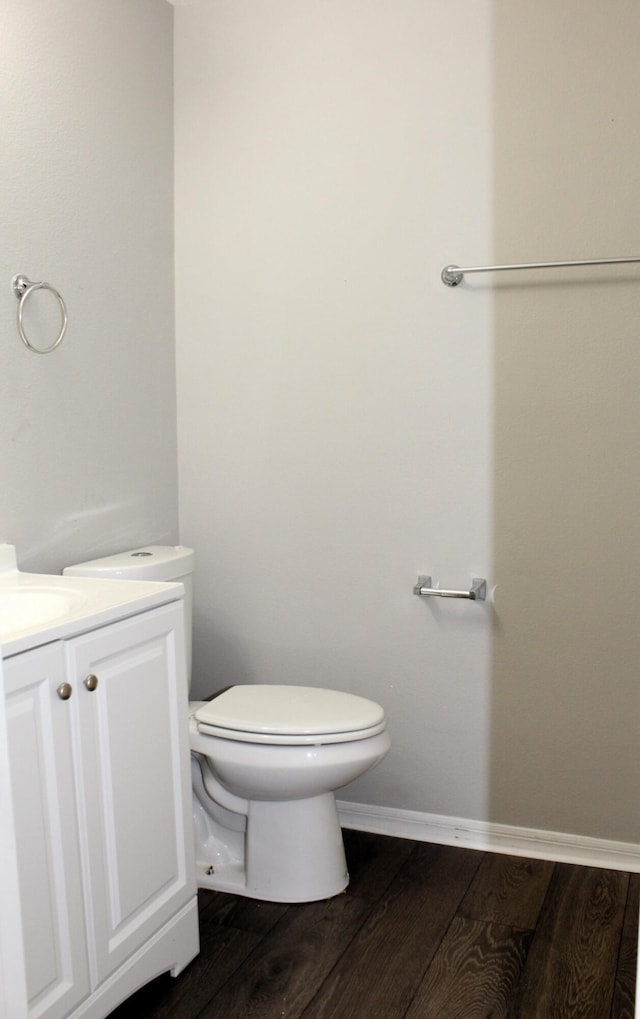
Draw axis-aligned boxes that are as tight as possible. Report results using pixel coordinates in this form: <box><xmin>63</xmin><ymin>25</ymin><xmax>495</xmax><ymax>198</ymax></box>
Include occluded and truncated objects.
<box><xmin>190</xmin><ymin>685</ymin><xmax>390</xmax><ymax>900</ymax></box>
<box><xmin>63</xmin><ymin>547</ymin><xmax>390</xmax><ymax>902</ymax></box>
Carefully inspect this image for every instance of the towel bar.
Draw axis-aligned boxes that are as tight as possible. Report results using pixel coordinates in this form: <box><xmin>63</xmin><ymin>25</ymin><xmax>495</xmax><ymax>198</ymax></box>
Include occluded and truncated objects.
<box><xmin>441</xmin><ymin>256</ymin><xmax>640</xmax><ymax>287</ymax></box>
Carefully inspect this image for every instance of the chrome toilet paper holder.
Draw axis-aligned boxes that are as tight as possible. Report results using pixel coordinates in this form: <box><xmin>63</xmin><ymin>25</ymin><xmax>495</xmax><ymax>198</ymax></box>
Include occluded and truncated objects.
<box><xmin>414</xmin><ymin>576</ymin><xmax>487</xmax><ymax>601</ymax></box>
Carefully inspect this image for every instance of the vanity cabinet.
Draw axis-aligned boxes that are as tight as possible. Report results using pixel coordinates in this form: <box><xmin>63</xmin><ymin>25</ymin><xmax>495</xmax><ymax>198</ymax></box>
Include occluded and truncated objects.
<box><xmin>3</xmin><ymin>602</ymin><xmax>198</xmax><ymax>1019</ymax></box>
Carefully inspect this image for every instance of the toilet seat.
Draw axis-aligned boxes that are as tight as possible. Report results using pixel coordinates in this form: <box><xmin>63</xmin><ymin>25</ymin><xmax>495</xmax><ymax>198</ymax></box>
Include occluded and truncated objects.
<box><xmin>196</xmin><ymin>719</ymin><xmax>388</xmax><ymax>745</ymax></box>
<box><xmin>194</xmin><ymin>685</ymin><xmax>387</xmax><ymax>746</ymax></box>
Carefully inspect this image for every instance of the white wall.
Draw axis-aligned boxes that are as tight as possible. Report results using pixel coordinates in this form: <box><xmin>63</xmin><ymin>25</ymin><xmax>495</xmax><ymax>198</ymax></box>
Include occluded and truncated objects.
<box><xmin>0</xmin><ymin>0</ymin><xmax>178</xmax><ymax>574</ymax></box>
<box><xmin>175</xmin><ymin>0</ymin><xmax>640</xmax><ymax>847</ymax></box>
<box><xmin>175</xmin><ymin>0</ymin><xmax>494</xmax><ymax>818</ymax></box>
<box><xmin>489</xmin><ymin>0</ymin><xmax>640</xmax><ymax>843</ymax></box>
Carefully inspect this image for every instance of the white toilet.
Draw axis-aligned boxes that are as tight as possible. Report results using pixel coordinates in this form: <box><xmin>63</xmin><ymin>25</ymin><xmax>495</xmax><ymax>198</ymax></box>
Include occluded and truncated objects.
<box><xmin>63</xmin><ymin>546</ymin><xmax>390</xmax><ymax>903</ymax></box>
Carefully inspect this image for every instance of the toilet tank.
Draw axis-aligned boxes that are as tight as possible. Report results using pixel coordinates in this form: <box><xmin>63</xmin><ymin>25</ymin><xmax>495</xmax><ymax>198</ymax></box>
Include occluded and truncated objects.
<box><xmin>63</xmin><ymin>546</ymin><xmax>196</xmax><ymax>682</ymax></box>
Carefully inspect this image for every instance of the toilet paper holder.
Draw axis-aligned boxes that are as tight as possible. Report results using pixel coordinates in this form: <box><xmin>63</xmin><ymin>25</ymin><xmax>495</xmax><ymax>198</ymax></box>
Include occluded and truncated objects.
<box><xmin>414</xmin><ymin>576</ymin><xmax>487</xmax><ymax>601</ymax></box>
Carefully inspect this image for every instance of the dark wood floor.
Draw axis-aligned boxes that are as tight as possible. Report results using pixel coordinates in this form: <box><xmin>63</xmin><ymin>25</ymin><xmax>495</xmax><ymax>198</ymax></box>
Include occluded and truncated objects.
<box><xmin>109</xmin><ymin>829</ymin><xmax>638</xmax><ymax>1018</ymax></box>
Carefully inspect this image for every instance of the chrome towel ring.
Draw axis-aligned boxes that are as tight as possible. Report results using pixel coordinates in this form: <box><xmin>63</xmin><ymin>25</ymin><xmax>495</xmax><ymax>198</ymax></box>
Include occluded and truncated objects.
<box><xmin>12</xmin><ymin>274</ymin><xmax>68</xmax><ymax>354</ymax></box>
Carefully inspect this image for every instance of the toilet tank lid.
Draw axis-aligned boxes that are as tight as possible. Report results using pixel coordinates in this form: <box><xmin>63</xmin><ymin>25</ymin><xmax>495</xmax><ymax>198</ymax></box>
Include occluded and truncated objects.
<box><xmin>196</xmin><ymin>685</ymin><xmax>386</xmax><ymax>737</ymax></box>
<box><xmin>63</xmin><ymin>545</ymin><xmax>195</xmax><ymax>582</ymax></box>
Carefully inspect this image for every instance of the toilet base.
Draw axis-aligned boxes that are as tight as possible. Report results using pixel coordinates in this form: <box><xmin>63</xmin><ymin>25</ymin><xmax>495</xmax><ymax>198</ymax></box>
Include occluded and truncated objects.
<box><xmin>195</xmin><ymin>792</ymin><xmax>349</xmax><ymax>902</ymax></box>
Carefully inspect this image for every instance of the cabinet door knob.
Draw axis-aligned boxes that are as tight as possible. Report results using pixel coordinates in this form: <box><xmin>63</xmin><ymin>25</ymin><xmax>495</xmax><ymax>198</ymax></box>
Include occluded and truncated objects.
<box><xmin>57</xmin><ymin>682</ymin><xmax>73</xmax><ymax>700</ymax></box>
<box><xmin>84</xmin><ymin>674</ymin><xmax>99</xmax><ymax>692</ymax></box>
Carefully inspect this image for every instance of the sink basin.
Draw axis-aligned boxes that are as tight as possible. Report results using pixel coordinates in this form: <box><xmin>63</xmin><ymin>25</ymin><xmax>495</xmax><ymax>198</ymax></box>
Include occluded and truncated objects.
<box><xmin>0</xmin><ymin>587</ymin><xmax>86</xmax><ymax>640</ymax></box>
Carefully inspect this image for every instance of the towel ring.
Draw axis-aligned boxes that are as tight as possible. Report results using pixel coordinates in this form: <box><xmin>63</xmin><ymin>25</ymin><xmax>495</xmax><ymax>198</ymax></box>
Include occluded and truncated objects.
<box><xmin>12</xmin><ymin>274</ymin><xmax>68</xmax><ymax>354</ymax></box>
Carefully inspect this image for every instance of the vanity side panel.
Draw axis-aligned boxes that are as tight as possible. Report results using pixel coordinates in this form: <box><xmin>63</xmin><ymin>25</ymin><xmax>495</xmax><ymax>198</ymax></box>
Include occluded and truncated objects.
<box><xmin>0</xmin><ymin>653</ymin><xmax>29</xmax><ymax>1019</ymax></box>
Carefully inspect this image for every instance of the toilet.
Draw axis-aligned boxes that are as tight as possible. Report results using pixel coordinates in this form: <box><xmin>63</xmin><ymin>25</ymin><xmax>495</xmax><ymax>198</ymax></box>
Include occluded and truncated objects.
<box><xmin>63</xmin><ymin>546</ymin><xmax>390</xmax><ymax>903</ymax></box>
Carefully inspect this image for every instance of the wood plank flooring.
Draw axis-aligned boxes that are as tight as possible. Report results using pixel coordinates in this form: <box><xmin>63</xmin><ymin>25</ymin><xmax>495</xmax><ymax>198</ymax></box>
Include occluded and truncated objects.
<box><xmin>108</xmin><ymin>829</ymin><xmax>638</xmax><ymax>1019</ymax></box>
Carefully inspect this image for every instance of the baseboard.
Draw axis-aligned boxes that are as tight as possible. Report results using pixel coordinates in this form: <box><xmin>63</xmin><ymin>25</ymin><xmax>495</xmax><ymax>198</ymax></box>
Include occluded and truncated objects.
<box><xmin>337</xmin><ymin>800</ymin><xmax>640</xmax><ymax>873</ymax></box>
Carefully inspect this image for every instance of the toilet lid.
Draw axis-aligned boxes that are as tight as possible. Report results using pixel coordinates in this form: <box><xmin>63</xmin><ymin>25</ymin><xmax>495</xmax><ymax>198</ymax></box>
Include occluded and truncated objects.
<box><xmin>194</xmin><ymin>685</ymin><xmax>386</xmax><ymax>745</ymax></box>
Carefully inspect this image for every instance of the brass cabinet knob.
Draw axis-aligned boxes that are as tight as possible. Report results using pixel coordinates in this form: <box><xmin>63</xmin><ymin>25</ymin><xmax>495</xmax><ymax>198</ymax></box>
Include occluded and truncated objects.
<box><xmin>57</xmin><ymin>682</ymin><xmax>73</xmax><ymax>701</ymax></box>
<box><xmin>84</xmin><ymin>674</ymin><xmax>99</xmax><ymax>692</ymax></box>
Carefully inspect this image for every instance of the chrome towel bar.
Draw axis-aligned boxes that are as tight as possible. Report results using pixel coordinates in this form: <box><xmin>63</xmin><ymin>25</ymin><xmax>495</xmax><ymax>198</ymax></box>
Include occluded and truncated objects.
<box><xmin>414</xmin><ymin>576</ymin><xmax>487</xmax><ymax>601</ymax></box>
<box><xmin>441</xmin><ymin>256</ymin><xmax>640</xmax><ymax>287</ymax></box>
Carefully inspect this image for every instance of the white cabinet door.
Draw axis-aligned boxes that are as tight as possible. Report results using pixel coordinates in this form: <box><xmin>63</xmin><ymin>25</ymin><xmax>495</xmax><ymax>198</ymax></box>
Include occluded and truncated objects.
<box><xmin>4</xmin><ymin>644</ymin><xmax>90</xmax><ymax>1019</ymax></box>
<box><xmin>66</xmin><ymin>602</ymin><xmax>194</xmax><ymax>985</ymax></box>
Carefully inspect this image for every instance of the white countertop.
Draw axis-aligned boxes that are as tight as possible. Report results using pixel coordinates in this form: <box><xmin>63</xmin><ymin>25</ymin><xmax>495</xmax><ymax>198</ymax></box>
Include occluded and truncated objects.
<box><xmin>0</xmin><ymin>545</ymin><xmax>183</xmax><ymax>657</ymax></box>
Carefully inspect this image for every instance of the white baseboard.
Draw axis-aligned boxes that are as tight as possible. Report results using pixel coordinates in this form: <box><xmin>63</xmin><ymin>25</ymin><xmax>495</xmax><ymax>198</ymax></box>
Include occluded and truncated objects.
<box><xmin>337</xmin><ymin>800</ymin><xmax>640</xmax><ymax>873</ymax></box>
